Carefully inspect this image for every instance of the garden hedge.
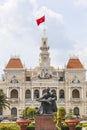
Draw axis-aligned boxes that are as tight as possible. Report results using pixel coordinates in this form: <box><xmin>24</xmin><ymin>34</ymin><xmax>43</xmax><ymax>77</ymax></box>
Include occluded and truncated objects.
<box><xmin>27</xmin><ymin>125</ymin><xmax>35</xmax><ymax>130</ymax></box>
<box><xmin>0</xmin><ymin>123</ymin><xmax>20</xmax><ymax>130</ymax></box>
<box><xmin>76</xmin><ymin>125</ymin><xmax>82</xmax><ymax>130</ymax></box>
<box><xmin>26</xmin><ymin>125</ymin><xmax>70</xmax><ymax>130</ymax></box>
<box><xmin>61</xmin><ymin>126</ymin><xmax>69</xmax><ymax>130</ymax></box>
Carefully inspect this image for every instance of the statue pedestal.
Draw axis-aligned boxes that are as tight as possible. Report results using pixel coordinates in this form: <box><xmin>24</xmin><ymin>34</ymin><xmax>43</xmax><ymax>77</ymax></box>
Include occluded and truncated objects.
<box><xmin>35</xmin><ymin>115</ymin><xmax>57</xmax><ymax>130</ymax></box>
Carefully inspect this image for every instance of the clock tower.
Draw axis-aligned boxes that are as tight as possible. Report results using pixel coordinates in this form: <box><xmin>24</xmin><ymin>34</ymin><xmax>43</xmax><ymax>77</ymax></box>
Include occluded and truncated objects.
<box><xmin>39</xmin><ymin>36</ymin><xmax>50</xmax><ymax>68</ymax></box>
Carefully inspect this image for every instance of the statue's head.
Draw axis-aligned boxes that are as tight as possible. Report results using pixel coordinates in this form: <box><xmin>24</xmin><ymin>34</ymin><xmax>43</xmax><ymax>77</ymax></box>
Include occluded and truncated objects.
<box><xmin>46</xmin><ymin>87</ymin><xmax>50</xmax><ymax>92</ymax></box>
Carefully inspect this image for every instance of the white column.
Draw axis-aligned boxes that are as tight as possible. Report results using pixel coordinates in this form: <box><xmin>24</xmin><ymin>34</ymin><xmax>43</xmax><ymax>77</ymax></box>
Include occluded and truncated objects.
<box><xmin>82</xmin><ymin>88</ymin><xmax>83</xmax><ymax>99</ymax></box>
<box><xmin>40</xmin><ymin>87</ymin><xmax>42</xmax><ymax>97</ymax></box>
<box><xmin>20</xmin><ymin>88</ymin><xmax>22</xmax><ymax>101</ymax></box>
<box><xmin>31</xmin><ymin>88</ymin><xmax>34</xmax><ymax>101</ymax></box>
<box><xmin>7</xmin><ymin>88</ymin><xmax>9</xmax><ymax>98</ymax></box>
<box><xmin>17</xmin><ymin>108</ymin><xmax>19</xmax><ymax>119</ymax></box>
<box><xmin>69</xmin><ymin>86</ymin><xmax>70</xmax><ymax>101</ymax></box>
<box><xmin>57</xmin><ymin>88</ymin><xmax>59</xmax><ymax>101</ymax></box>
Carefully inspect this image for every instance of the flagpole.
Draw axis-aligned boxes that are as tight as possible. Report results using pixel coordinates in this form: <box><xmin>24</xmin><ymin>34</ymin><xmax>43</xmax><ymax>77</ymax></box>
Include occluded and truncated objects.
<box><xmin>43</xmin><ymin>7</ymin><xmax>46</xmax><ymax>38</ymax></box>
<box><xmin>36</xmin><ymin>7</ymin><xmax>46</xmax><ymax>37</ymax></box>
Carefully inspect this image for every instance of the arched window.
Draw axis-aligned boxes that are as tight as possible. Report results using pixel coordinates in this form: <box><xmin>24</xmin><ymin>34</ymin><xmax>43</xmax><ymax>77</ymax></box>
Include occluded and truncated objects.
<box><xmin>51</xmin><ymin>89</ymin><xmax>56</xmax><ymax>94</ymax></box>
<box><xmin>0</xmin><ymin>89</ymin><xmax>3</xmax><ymax>93</ymax></box>
<box><xmin>72</xmin><ymin>89</ymin><xmax>80</xmax><ymax>98</ymax></box>
<box><xmin>25</xmin><ymin>90</ymin><xmax>31</xmax><ymax>99</ymax></box>
<box><xmin>59</xmin><ymin>89</ymin><xmax>64</xmax><ymax>98</ymax></box>
<box><xmin>73</xmin><ymin>107</ymin><xmax>79</xmax><ymax>116</ymax></box>
<box><xmin>42</xmin><ymin>89</ymin><xmax>46</xmax><ymax>94</ymax></box>
<box><xmin>11</xmin><ymin>107</ymin><xmax>17</xmax><ymax>116</ymax></box>
<box><xmin>0</xmin><ymin>108</ymin><xmax>3</xmax><ymax>115</ymax></box>
<box><xmin>11</xmin><ymin>89</ymin><xmax>18</xmax><ymax>98</ymax></box>
<box><xmin>34</xmin><ymin>90</ymin><xmax>39</xmax><ymax>99</ymax></box>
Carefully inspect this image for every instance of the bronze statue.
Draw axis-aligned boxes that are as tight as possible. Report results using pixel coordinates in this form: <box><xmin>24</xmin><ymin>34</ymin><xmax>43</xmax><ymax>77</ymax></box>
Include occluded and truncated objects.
<box><xmin>36</xmin><ymin>87</ymin><xmax>57</xmax><ymax>115</ymax></box>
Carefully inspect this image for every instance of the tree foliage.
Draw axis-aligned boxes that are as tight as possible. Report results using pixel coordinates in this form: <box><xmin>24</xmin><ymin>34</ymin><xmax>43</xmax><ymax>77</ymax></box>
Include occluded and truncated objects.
<box><xmin>27</xmin><ymin>107</ymin><xmax>36</xmax><ymax>118</ymax></box>
<box><xmin>58</xmin><ymin>107</ymin><xmax>66</xmax><ymax>119</ymax></box>
<box><xmin>0</xmin><ymin>91</ymin><xmax>10</xmax><ymax>110</ymax></box>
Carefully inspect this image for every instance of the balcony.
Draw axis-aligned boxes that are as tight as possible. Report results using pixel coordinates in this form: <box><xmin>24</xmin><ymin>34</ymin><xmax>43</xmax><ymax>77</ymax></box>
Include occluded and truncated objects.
<box><xmin>58</xmin><ymin>98</ymin><xmax>65</xmax><ymax>105</ymax></box>
<box><xmin>8</xmin><ymin>98</ymin><xmax>20</xmax><ymax>103</ymax></box>
<box><xmin>70</xmin><ymin>98</ymin><xmax>82</xmax><ymax>102</ymax></box>
<box><xmin>8</xmin><ymin>83</ymin><xmax>21</xmax><ymax>88</ymax></box>
<box><xmin>25</xmin><ymin>98</ymin><xmax>32</xmax><ymax>102</ymax></box>
<box><xmin>25</xmin><ymin>100</ymin><xmax>40</xmax><ymax>107</ymax></box>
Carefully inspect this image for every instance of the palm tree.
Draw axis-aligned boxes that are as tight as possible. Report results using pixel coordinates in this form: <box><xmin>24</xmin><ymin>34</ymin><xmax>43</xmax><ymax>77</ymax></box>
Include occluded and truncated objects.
<box><xmin>0</xmin><ymin>91</ymin><xmax>10</xmax><ymax>110</ymax></box>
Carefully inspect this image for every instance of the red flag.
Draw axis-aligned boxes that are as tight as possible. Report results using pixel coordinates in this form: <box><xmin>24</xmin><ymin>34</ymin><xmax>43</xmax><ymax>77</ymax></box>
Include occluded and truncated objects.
<box><xmin>36</xmin><ymin>16</ymin><xmax>45</xmax><ymax>26</ymax></box>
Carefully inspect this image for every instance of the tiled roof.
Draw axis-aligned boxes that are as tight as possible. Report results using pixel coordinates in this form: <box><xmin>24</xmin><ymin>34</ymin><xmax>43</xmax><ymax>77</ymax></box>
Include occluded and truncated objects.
<box><xmin>66</xmin><ymin>58</ymin><xmax>84</xmax><ymax>69</ymax></box>
<box><xmin>6</xmin><ymin>57</ymin><xmax>24</xmax><ymax>68</ymax></box>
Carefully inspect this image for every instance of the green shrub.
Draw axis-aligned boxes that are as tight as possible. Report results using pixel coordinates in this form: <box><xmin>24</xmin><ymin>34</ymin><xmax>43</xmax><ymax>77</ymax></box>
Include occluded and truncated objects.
<box><xmin>0</xmin><ymin>123</ymin><xmax>20</xmax><ymax>130</ymax></box>
<box><xmin>82</xmin><ymin>123</ymin><xmax>87</xmax><ymax>127</ymax></box>
<box><xmin>76</xmin><ymin>124</ymin><xmax>82</xmax><ymax>130</ymax></box>
<box><xmin>27</xmin><ymin>125</ymin><xmax>35</xmax><ymax>130</ymax></box>
<box><xmin>61</xmin><ymin>125</ymin><xmax>69</xmax><ymax>130</ymax></box>
<box><xmin>27</xmin><ymin>120</ymin><xmax>35</xmax><ymax>130</ymax></box>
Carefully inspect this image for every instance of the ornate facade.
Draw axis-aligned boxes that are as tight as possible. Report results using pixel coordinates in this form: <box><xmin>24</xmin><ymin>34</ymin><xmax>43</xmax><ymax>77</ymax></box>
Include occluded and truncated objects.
<box><xmin>0</xmin><ymin>36</ymin><xmax>87</xmax><ymax>118</ymax></box>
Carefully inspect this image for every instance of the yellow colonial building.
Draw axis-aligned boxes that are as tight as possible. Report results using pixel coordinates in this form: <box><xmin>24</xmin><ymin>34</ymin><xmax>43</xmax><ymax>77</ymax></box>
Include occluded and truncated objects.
<box><xmin>0</xmin><ymin>36</ymin><xmax>87</xmax><ymax>118</ymax></box>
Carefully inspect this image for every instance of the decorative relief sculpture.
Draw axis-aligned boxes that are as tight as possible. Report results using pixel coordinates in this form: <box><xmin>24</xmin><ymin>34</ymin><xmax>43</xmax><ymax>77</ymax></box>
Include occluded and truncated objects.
<box><xmin>38</xmin><ymin>69</ymin><xmax>52</xmax><ymax>79</ymax></box>
<box><xmin>72</xmin><ymin>76</ymin><xmax>80</xmax><ymax>83</ymax></box>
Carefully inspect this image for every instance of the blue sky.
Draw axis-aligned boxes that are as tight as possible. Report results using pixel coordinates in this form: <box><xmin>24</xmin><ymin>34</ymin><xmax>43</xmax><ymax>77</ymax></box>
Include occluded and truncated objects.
<box><xmin>0</xmin><ymin>0</ymin><xmax>87</xmax><ymax>78</ymax></box>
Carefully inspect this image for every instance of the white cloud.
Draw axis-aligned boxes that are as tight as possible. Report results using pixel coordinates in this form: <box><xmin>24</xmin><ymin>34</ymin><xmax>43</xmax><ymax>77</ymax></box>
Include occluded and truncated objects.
<box><xmin>67</xmin><ymin>39</ymin><xmax>87</xmax><ymax>68</ymax></box>
<box><xmin>0</xmin><ymin>0</ymin><xmax>39</xmax><ymax>75</ymax></box>
<box><xmin>30</xmin><ymin>0</ymin><xmax>37</xmax><ymax>10</ymax></box>
<box><xmin>35</xmin><ymin>6</ymin><xmax>63</xmax><ymax>22</ymax></box>
<box><xmin>74</xmin><ymin>0</ymin><xmax>87</xmax><ymax>7</ymax></box>
<box><xmin>50</xmin><ymin>48</ymin><xmax>60</xmax><ymax>67</ymax></box>
<box><xmin>0</xmin><ymin>0</ymin><xmax>85</xmax><ymax>79</ymax></box>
